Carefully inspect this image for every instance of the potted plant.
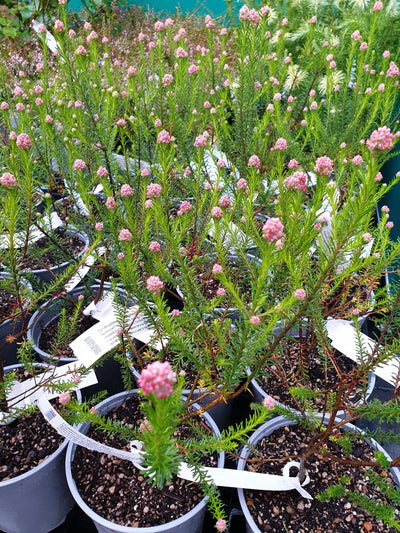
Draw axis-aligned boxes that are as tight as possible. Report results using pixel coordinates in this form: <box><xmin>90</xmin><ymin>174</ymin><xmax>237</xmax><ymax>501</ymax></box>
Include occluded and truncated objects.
<box><xmin>64</xmin><ymin>362</ymin><xmax>268</xmax><ymax>532</ymax></box>
<box><xmin>1</xmin><ymin>2</ymin><xmax>400</xmax><ymax>531</ymax></box>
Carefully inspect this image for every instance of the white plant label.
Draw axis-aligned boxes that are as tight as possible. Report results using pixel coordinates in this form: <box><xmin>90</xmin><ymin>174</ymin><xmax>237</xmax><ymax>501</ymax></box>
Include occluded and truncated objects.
<box><xmin>64</xmin><ymin>247</ymin><xmax>106</xmax><ymax>293</ymax></box>
<box><xmin>31</xmin><ymin>19</ymin><xmax>60</xmax><ymax>54</ymax></box>
<box><xmin>0</xmin><ymin>212</ymin><xmax>63</xmax><ymax>249</ymax></box>
<box><xmin>70</xmin><ymin>306</ymin><xmax>163</xmax><ymax>368</ymax></box>
<box><xmin>326</xmin><ymin>319</ymin><xmax>400</xmax><ymax>386</ymax></box>
<box><xmin>36</xmin><ymin>395</ymin><xmax>312</xmax><ymax>498</ymax></box>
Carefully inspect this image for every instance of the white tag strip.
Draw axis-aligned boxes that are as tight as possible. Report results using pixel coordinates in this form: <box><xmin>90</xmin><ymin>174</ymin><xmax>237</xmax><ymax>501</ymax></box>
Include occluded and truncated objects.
<box><xmin>326</xmin><ymin>319</ymin><xmax>400</xmax><ymax>386</ymax></box>
<box><xmin>35</xmin><ymin>395</ymin><xmax>312</xmax><ymax>498</ymax></box>
<box><xmin>177</xmin><ymin>460</ymin><xmax>312</xmax><ymax>499</ymax></box>
<box><xmin>36</xmin><ymin>395</ymin><xmax>143</xmax><ymax>468</ymax></box>
<box><xmin>0</xmin><ymin>212</ymin><xmax>63</xmax><ymax>249</ymax></box>
<box><xmin>0</xmin><ymin>364</ymin><xmax>97</xmax><ymax>423</ymax></box>
<box><xmin>112</xmin><ymin>153</ymin><xmax>154</xmax><ymax>175</ymax></box>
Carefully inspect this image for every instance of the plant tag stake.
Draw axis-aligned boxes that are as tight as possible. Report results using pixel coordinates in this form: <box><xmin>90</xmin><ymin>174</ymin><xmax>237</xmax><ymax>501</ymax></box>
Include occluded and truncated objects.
<box><xmin>36</xmin><ymin>395</ymin><xmax>312</xmax><ymax>498</ymax></box>
<box><xmin>31</xmin><ymin>19</ymin><xmax>60</xmax><ymax>54</ymax></box>
<box><xmin>208</xmin><ymin>220</ymin><xmax>255</xmax><ymax>251</ymax></box>
<box><xmin>64</xmin><ymin>246</ymin><xmax>106</xmax><ymax>293</ymax></box>
<box><xmin>0</xmin><ymin>212</ymin><xmax>63</xmax><ymax>249</ymax></box>
<box><xmin>326</xmin><ymin>319</ymin><xmax>400</xmax><ymax>386</ymax></box>
<box><xmin>83</xmin><ymin>289</ymin><xmax>116</xmax><ymax>321</ymax></box>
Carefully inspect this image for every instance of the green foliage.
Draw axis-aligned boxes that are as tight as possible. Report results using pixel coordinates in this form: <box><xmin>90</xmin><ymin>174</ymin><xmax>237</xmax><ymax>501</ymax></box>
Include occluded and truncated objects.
<box><xmin>328</xmin><ymin>432</ymin><xmax>354</xmax><ymax>456</ymax></box>
<box><xmin>0</xmin><ymin>0</ymin><xmax>60</xmax><ymax>41</ymax></box>
<box><xmin>317</xmin><ymin>482</ymin><xmax>400</xmax><ymax>530</ymax></box>
<box><xmin>357</xmin><ymin>398</ymin><xmax>400</xmax><ymax>425</ymax></box>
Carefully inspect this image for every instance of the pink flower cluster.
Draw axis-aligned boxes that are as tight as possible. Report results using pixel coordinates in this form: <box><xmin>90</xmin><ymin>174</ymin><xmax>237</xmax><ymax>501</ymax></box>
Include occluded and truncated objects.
<box><xmin>16</xmin><ymin>133</ymin><xmax>31</xmax><ymax>150</ymax></box>
<box><xmin>194</xmin><ymin>133</ymin><xmax>208</xmax><ymax>148</ymax></box>
<box><xmin>121</xmin><ymin>184</ymin><xmax>133</xmax><ymax>197</ymax></box>
<box><xmin>239</xmin><ymin>5</ymin><xmax>260</xmax><ymax>26</ymax></box>
<box><xmin>138</xmin><ymin>361</ymin><xmax>177</xmax><ymax>400</ymax></box>
<box><xmin>188</xmin><ymin>64</ymin><xmax>198</xmax><ymax>74</ymax></box>
<box><xmin>215</xmin><ymin>518</ymin><xmax>227</xmax><ymax>532</ymax></box>
<box><xmin>273</xmin><ymin>138</ymin><xmax>287</xmax><ymax>152</ymax></box>
<box><xmin>247</xmin><ymin>154</ymin><xmax>260</xmax><ymax>168</ymax></box>
<box><xmin>157</xmin><ymin>129</ymin><xmax>172</xmax><ymax>144</ymax></box>
<box><xmin>314</xmin><ymin>155</ymin><xmax>333</xmax><ymax>176</ymax></box>
<box><xmin>127</xmin><ymin>66</ymin><xmax>137</xmax><ymax>77</ymax></box>
<box><xmin>97</xmin><ymin>166</ymin><xmax>108</xmax><ymax>177</ymax></box>
<box><xmin>218</xmin><ymin>195</ymin><xmax>231</xmax><ymax>207</ymax></box>
<box><xmin>262</xmin><ymin>217</ymin><xmax>284</xmax><ymax>242</ymax></box>
<box><xmin>294</xmin><ymin>289</ymin><xmax>306</xmax><ymax>300</ymax></box>
<box><xmin>119</xmin><ymin>228</ymin><xmax>132</xmax><ymax>241</ymax></box>
<box><xmin>73</xmin><ymin>159</ymin><xmax>86</xmax><ymax>171</ymax></box>
<box><xmin>174</xmin><ymin>47</ymin><xmax>188</xmax><ymax>58</ymax></box>
<box><xmin>373</xmin><ymin>1</ymin><xmax>383</xmax><ymax>10</ymax></box>
<box><xmin>212</xmin><ymin>263</ymin><xmax>223</xmax><ymax>274</ymax></box>
<box><xmin>54</xmin><ymin>19</ymin><xmax>64</xmax><ymax>32</ymax></box>
<box><xmin>237</xmin><ymin>178</ymin><xmax>249</xmax><ymax>192</ymax></box>
<box><xmin>146</xmin><ymin>183</ymin><xmax>162</xmax><ymax>198</ymax></box>
<box><xmin>58</xmin><ymin>392</ymin><xmax>70</xmax><ymax>405</ymax></box>
<box><xmin>352</xmin><ymin>155</ymin><xmax>364</xmax><ymax>166</ymax></box>
<box><xmin>263</xmin><ymin>396</ymin><xmax>275</xmax><ymax>409</ymax></box>
<box><xmin>162</xmin><ymin>74</ymin><xmax>174</xmax><ymax>86</ymax></box>
<box><xmin>177</xmin><ymin>200</ymin><xmax>192</xmax><ymax>215</ymax></box>
<box><xmin>284</xmin><ymin>171</ymin><xmax>307</xmax><ymax>191</ymax></box>
<box><xmin>0</xmin><ymin>172</ymin><xmax>17</xmax><ymax>187</ymax></box>
<box><xmin>106</xmin><ymin>197</ymin><xmax>116</xmax><ymax>209</ymax></box>
<box><xmin>351</xmin><ymin>30</ymin><xmax>362</xmax><ymax>41</ymax></box>
<box><xmin>211</xmin><ymin>206</ymin><xmax>223</xmax><ymax>219</ymax></box>
<box><xmin>76</xmin><ymin>45</ymin><xmax>88</xmax><ymax>56</ymax></box>
<box><xmin>387</xmin><ymin>61</ymin><xmax>400</xmax><ymax>78</ymax></box>
<box><xmin>146</xmin><ymin>275</ymin><xmax>164</xmax><ymax>295</ymax></box>
<box><xmin>366</xmin><ymin>126</ymin><xmax>395</xmax><ymax>151</ymax></box>
<box><xmin>149</xmin><ymin>241</ymin><xmax>161</xmax><ymax>252</ymax></box>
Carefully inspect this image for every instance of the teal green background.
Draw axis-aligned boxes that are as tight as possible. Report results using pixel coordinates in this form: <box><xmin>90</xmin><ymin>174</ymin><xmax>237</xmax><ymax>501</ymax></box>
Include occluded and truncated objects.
<box><xmin>67</xmin><ymin>0</ymin><xmax>233</xmax><ymax>16</ymax></box>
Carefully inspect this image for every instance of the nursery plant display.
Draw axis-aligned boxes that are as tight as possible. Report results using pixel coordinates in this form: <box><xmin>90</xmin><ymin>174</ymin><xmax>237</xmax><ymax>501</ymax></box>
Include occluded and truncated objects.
<box><xmin>2</xmin><ymin>0</ymin><xmax>400</xmax><ymax>531</ymax></box>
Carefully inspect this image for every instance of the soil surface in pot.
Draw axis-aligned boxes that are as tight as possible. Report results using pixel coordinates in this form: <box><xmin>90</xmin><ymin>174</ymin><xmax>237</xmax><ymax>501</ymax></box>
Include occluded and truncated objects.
<box><xmin>0</xmin><ymin>287</ymin><xmax>21</xmax><ymax>319</ymax></box>
<box><xmin>322</xmin><ymin>277</ymin><xmax>374</xmax><ymax>320</ymax></box>
<box><xmin>0</xmin><ymin>367</ymin><xmax>70</xmax><ymax>481</ymax></box>
<box><xmin>244</xmin><ymin>423</ymin><xmax>399</xmax><ymax>532</ymax></box>
<box><xmin>20</xmin><ymin>228</ymin><xmax>85</xmax><ymax>270</ymax></box>
<box><xmin>72</xmin><ymin>394</ymin><xmax>218</xmax><ymax>528</ymax></box>
<box><xmin>198</xmin><ymin>260</ymin><xmax>254</xmax><ymax>304</ymax></box>
<box><xmin>130</xmin><ymin>345</ymin><xmax>227</xmax><ymax>393</ymax></box>
<box><xmin>256</xmin><ymin>339</ymin><xmax>368</xmax><ymax>411</ymax></box>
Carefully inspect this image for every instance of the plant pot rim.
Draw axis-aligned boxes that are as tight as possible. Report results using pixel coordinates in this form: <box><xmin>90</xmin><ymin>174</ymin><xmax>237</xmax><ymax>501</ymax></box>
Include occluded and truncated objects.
<box><xmin>65</xmin><ymin>389</ymin><xmax>224</xmax><ymax>532</ymax></box>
